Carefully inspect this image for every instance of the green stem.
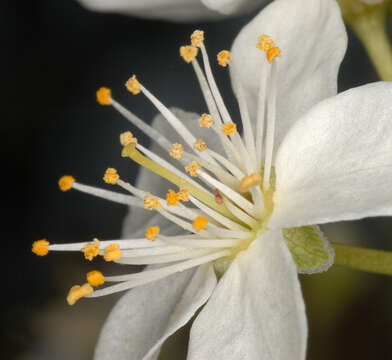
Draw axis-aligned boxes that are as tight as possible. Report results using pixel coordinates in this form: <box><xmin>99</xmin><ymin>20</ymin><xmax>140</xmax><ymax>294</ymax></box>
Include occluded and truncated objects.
<box><xmin>349</xmin><ymin>5</ymin><xmax>392</xmax><ymax>81</ymax></box>
<box><xmin>332</xmin><ymin>243</ymin><xmax>392</xmax><ymax>276</ymax></box>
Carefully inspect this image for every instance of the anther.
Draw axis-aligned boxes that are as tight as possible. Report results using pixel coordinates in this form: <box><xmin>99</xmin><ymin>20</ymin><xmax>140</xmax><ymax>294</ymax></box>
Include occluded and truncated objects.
<box><xmin>166</xmin><ymin>189</ymin><xmax>180</xmax><ymax>206</ymax></box>
<box><xmin>191</xmin><ymin>30</ymin><xmax>204</xmax><ymax>48</ymax></box>
<box><xmin>199</xmin><ymin>113</ymin><xmax>214</xmax><ymax>128</ymax></box>
<box><xmin>120</xmin><ymin>131</ymin><xmax>137</xmax><ymax>146</ymax></box>
<box><xmin>104</xmin><ymin>243</ymin><xmax>122</xmax><ymax>262</ymax></box>
<box><xmin>194</xmin><ymin>139</ymin><xmax>207</xmax><ymax>152</ymax></box>
<box><xmin>145</xmin><ymin>226</ymin><xmax>160</xmax><ymax>241</ymax></box>
<box><xmin>96</xmin><ymin>87</ymin><xmax>112</xmax><ymax>105</ymax></box>
<box><xmin>222</xmin><ymin>123</ymin><xmax>237</xmax><ymax>135</ymax></box>
<box><xmin>82</xmin><ymin>238</ymin><xmax>100</xmax><ymax>261</ymax></box>
<box><xmin>103</xmin><ymin>168</ymin><xmax>119</xmax><ymax>185</ymax></box>
<box><xmin>87</xmin><ymin>270</ymin><xmax>105</xmax><ymax>287</ymax></box>
<box><xmin>214</xmin><ymin>188</ymin><xmax>223</xmax><ymax>205</ymax></box>
<box><xmin>67</xmin><ymin>283</ymin><xmax>93</xmax><ymax>306</ymax></box>
<box><xmin>267</xmin><ymin>47</ymin><xmax>281</xmax><ymax>63</ymax></box>
<box><xmin>170</xmin><ymin>143</ymin><xmax>184</xmax><ymax>159</ymax></box>
<box><xmin>256</xmin><ymin>35</ymin><xmax>275</xmax><ymax>52</ymax></box>
<box><xmin>239</xmin><ymin>173</ymin><xmax>262</xmax><ymax>193</ymax></box>
<box><xmin>217</xmin><ymin>50</ymin><xmax>232</xmax><ymax>67</ymax></box>
<box><xmin>178</xmin><ymin>188</ymin><xmax>190</xmax><ymax>202</ymax></box>
<box><xmin>58</xmin><ymin>175</ymin><xmax>75</xmax><ymax>192</ymax></box>
<box><xmin>180</xmin><ymin>45</ymin><xmax>198</xmax><ymax>63</ymax></box>
<box><xmin>125</xmin><ymin>75</ymin><xmax>141</xmax><ymax>95</ymax></box>
<box><xmin>193</xmin><ymin>216</ymin><xmax>208</xmax><ymax>231</ymax></box>
<box><xmin>185</xmin><ymin>161</ymin><xmax>201</xmax><ymax>177</ymax></box>
<box><xmin>32</xmin><ymin>239</ymin><xmax>50</xmax><ymax>256</ymax></box>
<box><xmin>144</xmin><ymin>194</ymin><xmax>163</xmax><ymax>211</ymax></box>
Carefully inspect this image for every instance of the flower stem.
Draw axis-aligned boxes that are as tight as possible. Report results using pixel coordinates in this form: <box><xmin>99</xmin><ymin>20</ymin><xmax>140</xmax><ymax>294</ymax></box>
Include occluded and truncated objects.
<box><xmin>332</xmin><ymin>243</ymin><xmax>392</xmax><ymax>276</ymax></box>
<box><xmin>339</xmin><ymin>0</ymin><xmax>392</xmax><ymax>80</ymax></box>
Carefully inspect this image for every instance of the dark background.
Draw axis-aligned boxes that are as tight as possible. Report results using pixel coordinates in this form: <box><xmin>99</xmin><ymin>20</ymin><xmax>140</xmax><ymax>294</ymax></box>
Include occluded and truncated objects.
<box><xmin>2</xmin><ymin>0</ymin><xmax>392</xmax><ymax>359</ymax></box>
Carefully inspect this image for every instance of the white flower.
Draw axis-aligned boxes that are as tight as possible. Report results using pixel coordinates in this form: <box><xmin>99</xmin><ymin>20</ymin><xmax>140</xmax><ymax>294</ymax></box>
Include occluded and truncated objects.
<box><xmin>76</xmin><ymin>0</ymin><xmax>267</xmax><ymax>21</ymax></box>
<box><xmin>33</xmin><ymin>0</ymin><xmax>392</xmax><ymax>359</ymax></box>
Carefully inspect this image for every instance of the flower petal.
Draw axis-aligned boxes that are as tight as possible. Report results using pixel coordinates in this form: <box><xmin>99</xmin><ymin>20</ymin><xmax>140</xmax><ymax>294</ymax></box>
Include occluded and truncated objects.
<box><xmin>270</xmin><ymin>82</ymin><xmax>392</xmax><ymax>229</ymax></box>
<box><xmin>200</xmin><ymin>0</ymin><xmax>264</xmax><ymax>16</ymax></box>
<box><xmin>188</xmin><ymin>230</ymin><xmax>307</xmax><ymax>360</ymax></box>
<box><xmin>230</xmin><ymin>0</ymin><xmax>347</xmax><ymax>149</ymax></box>
<box><xmin>95</xmin><ymin>264</ymin><xmax>216</xmax><ymax>360</ymax></box>
<box><xmin>77</xmin><ymin>0</ymin><xmax>225</xmax><ymax>21</ymax></box>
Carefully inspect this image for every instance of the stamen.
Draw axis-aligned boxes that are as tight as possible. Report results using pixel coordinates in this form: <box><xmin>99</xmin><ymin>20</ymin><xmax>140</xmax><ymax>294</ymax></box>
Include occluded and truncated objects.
<box><xmin>159</xmin><ymin>235</ymin><xmax>241</xmax><ymax>249</ymax></box>
<box><xmin>166</xmin><ymin>189</ymin><xmax>180</xmax><ymax>206</ymax></box>
<box><xmin>82</xmin><ymin>238</ymin><xmax>100</xmax><ymax>261</ymax></box>
<box><xmin>144</xmin><ymin>194</ymin><xmax>163</xmax><ymax>211</ymax></box>
<box><xmin>67</xmin><ymin>283</ymin><xmax>93</xmax><ymax>306</ymax></box>
<box><xmin>207</xmin><ymin>149</ymin><xmax>245</xmax><ymax>180</ymax></box>
<box><xmin>199</xmin><ymin>113</ymin><xmax>214</xmax><ymax>128</ymax></box>
<box><xmin>256</xmin><ymin>35</ymin><xmax>275</xmax><ymax>52</ymax></box>
<box><xmin>239</xmin><ymin>173</ymin><xmax>262</xmax><ymax>194</ymax></box>
<box><xmin>267</xmin><ymin>47</ymin><xmax>281</xmax><ymax>64</ymax></box>
<box><xmin>103</xmin><ymin>168</ymin><xmax>119</xmax><ymax>185</ymax></box>
<box><xmin>169</xmin><ymin>143</ymin><xmax>184</xmax><ymax>159</ymax></box>
<box><xmin>185</xmin><ymin>161</ymin><xmax>202</xmax><ymax>177</ymax></box>
<box><xmin>193</xmin><ymin>139</ymin><xmax>207</xmax><ymax>152</ymax></box>
<box><xmin>104</xmin><ymin>244</ymin><xmax>122</xmax><ymax>262</ymax></box>
<box><xmin>217</xmin><ymin>50</ymin><xmax>232</xmax><ymax>67</ymax></box>
<box><xmin>120</xmin><ymin>131</ymin><xmax>137</xmax><ymax>146</ymax></box>
<box><xmin>180</xmin><ymin>45</ymin><xmax>198</xmax><ymax>63</ymax></box>
<box><xmin>222</xmin><ymin>123</ymin><xmax>237</xmax><ymax>135</ymax></box>
<box><xmin>145</xmin><ymin>226</ymin><xmax>160</xmax><ymax>241</ymax></box>
<box><xmin>87</xmin><ymin>270</ymin><xmax>105</xmax><ymax>287</ymax></box>
<box><xmin>32</xmin><ymin>239</ymin><xmax>50</xmax><ymax>256</ymax></box>
<box><xmin>125</xmin><ymin>75</ymin><xmax>141</xmax><ymax>95</ymax></box>
<box><xmin>191</xmin><ymin>30</ymin><xmax>204</xmax><ymax>48</ymax></box>
<box><xmin>58</xmin><ymin>175</ymin><xmax>75</xmax><ymax>192</ymax></box>
<box><xmin>222</xmin><ymin>197</ymin><xmax>257</xmax><ymax>228</ymax></box>
<box><xmin>193</xmin><ymin>216</ymin><xmax>209</xmax><ymax>231</ymax></box>
<box><xmin>178</xmin><ymin>189</ymin><xmax>190</xmax><ymax>202</ymax></box>
<box><xmin>96</xmin><ymin>87</ymin><xmax>112</xmax><ymax>106</ymax></box>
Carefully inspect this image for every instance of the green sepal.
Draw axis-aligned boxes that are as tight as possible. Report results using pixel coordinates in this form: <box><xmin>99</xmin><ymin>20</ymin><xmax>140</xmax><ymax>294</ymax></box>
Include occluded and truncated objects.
<box><xmin>283</xmin><ymin>225</ymin><xmax>334</xmax><ymax>274</ymax></box>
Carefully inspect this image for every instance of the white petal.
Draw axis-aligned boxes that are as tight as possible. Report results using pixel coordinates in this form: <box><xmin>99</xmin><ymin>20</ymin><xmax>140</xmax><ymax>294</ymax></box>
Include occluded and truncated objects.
<box><xmin>95</xmin><ymin>265</ymin><xmax>216</xmax><ymax>360</ymax></box>
<box><xmin>77</xmin><ymin>0</ymin><xmax>228</xmax><ymax>21</ymax></box>
<box><xmin>270</xmin><ymin>82</ymin><xmax>392</xmax><ymax>229</ymax></box>
<box><xmin>188</xmin><ymin>230</ymin><xmax>307</xmax><ymax>360</ymax></box>
<box><xmin>230</xmin><ymin>0</ymin><xmax>347</xmax><ymax>149</ymax></box>
<box><xmin>201</xmin><ymin>0</ymin><xmax>264</xmax><ymax>16</ymax></box>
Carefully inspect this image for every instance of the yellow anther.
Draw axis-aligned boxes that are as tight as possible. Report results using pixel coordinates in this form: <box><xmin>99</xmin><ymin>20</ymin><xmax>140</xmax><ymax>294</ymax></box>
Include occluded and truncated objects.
<box><xmin>96</xmin><ymin>87</ymin><xmax>112</xmax><ymax>105</ymax></box>
<box><xmin>239</xmin><ymin>173</ymin><xmax>262</xmax><ymax>194</ymax></box>
<box><xmin>104</xmin><ymin>243</ymin><xmax>122</xmax><ymax>262</ymax></box>
<box><xmin>222</xmin><ymin>122</ymin><xmax>237</xmax><ymax>135</ymax></box>
<box><xmin>191</xmin><ymin>30</ymin><xmax>204</xmax><ymax>48</ymax></box>
<box><xmin>170</xmin><ymin>143</ymin><xmax>184</xmax><ymax>159</ymax></box>
<box><xmin>86</xmin><ymin>270</ymin><xmax>105</xmax><ymax>287</ymax></box>
<box><xmin>125</xmin><ymin>75</ymin><xmax>141</xmax><ymax>95</ymax></box>
<box><xmin>120</xmin><ymin>131</ymin><xmax>137</xmax><ymax>146</ymax></box>
<box><xmin>145</xmin><ymin>226</ymin><xmax>160</xmax><ymax>241</ymax></box>
<box><xmin>58</xmin><ymin>175</ymin><xmax>75</xmax><ymax>192</ymax></box>
<box><xmin>82</xmin><ymin>238</ymin><xmax>100</xmax><ymax>261</ymax></box>
<box><xmin>166</xmin><ymin>189</ymin><xmax>180</xmax><ymax>206</ymax></box>
<box><xmin>103</xmin><ymin>168</ymin><xmax>119</xmax><ymax>185</ymax></box>
<box><xmin>185</xmin><ymin>161</ymin><xmax>201</xmax><ymax>177</ymax></box>
<box><xmin>66</xmin><ymin>283</ymin><xmax>93</xmax><ymax>306</ymax></box>
<box><xmin>193</xmin><ymin>216</ymin><xmax>208</xmax><ymax>231</ymax></box>
<box><xmin>32</xmin><ymin>239</ymin><xmax>50</xmax><ymax>256</ymax></box>
<box><xmin>217</xmin><ymin>50</ymin><xmax>232</xmax><ymax>67</ymax></box>
<box><xmin>180</xmin><ymin>45</ymin><xmax>198</xmax><ymax>63</ymax></box>
<box><xmin>267</xmin><ymin>47</ymin><xmax>281</xmax><ymax>63</ymax></box>
<box><xmin>144</xmin><ymin>194</ymin><xmax>163</xmax><ymax>211</ymax></box>
<box><xmin>199</xmin><ymin>113</ymin><xmax>214</xmax><ymax>128</ymax></box>
<box><xmin>178</xmin><ymin>188</ymin><xmax>190</xmax><ymax>202</ymax></box>
<box><xmin>194</xmin><ymin>139</ymin><xmax>207</xmax><ymax>152</ymax></box>
<box><xmin>257</xmin><ymin>35</ymin><xmax>275</xmax><ymax>52</ymax></box>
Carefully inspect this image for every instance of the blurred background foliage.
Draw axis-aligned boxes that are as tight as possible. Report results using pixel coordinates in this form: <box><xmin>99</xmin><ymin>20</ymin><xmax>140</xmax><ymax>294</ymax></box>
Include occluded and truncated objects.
<box><xmin>2</xmin><ymin>0</ymin><xmax>392</xmax><ymax>359</ymax></box>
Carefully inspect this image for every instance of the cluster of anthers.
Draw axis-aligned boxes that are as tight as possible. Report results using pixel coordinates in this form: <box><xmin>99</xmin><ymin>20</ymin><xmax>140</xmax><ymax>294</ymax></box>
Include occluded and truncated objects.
<box><xmin>32</xmin><ymin>30</ymin><xmax>281</xmax><ymax>305</ymax></box>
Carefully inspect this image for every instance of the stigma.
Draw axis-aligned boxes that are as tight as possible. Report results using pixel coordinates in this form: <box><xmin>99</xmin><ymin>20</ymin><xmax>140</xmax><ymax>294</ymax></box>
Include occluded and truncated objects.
<box><xmin>35</xmin><ymin>30</ymin><xmax>281</xmax><ymax>304</ymax></box>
